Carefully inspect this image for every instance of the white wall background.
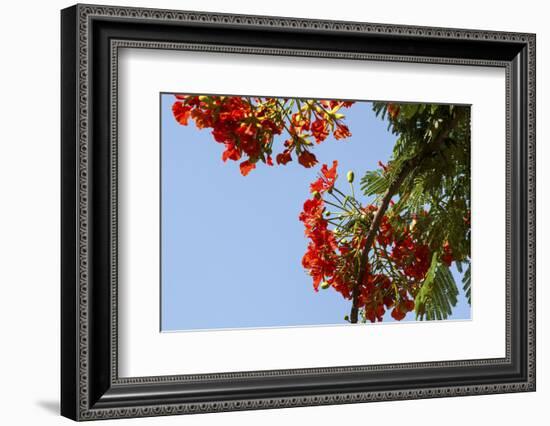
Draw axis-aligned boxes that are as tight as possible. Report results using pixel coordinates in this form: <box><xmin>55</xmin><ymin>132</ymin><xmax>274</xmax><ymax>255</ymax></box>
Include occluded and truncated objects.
<box><xmin>0</xmin><ymin>0</ymin><xmax>546</xmax><ymax>424</ymax></box>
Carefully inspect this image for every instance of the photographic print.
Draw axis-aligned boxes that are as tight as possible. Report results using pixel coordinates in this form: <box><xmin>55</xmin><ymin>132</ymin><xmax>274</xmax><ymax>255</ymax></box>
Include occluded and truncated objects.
<box><xmin>161</xmin><ymin>94</ymin><xmax>471</xmax><ymax>331</ymax></box>
<box><xmin>61</xmin><ymin>7</ymin><xmax>536</xmax><ymax>418</ymax></box>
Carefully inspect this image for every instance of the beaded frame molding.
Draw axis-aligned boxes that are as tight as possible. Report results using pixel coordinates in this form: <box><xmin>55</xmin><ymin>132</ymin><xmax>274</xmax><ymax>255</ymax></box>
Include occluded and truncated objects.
<box><xmin>61</xmin><ymin>3</ymin><xmax>536</xmax><ymax>421</ymax></box>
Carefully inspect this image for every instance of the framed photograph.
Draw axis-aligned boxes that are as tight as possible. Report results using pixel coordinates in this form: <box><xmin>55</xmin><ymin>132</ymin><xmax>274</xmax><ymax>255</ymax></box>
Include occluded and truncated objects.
<box><xmin>61</xmin><ymin>4</ymin><xmax>536</xmax><ymax>421</ymax></box>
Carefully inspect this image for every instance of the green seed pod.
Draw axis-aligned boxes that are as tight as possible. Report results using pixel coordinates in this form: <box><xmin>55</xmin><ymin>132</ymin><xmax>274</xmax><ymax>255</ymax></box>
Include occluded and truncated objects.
<box><xmin>325</xmin><ymin>211</ymin><xmax>331</xmax><ymax>217</ymax></box>
<box><xmin>312</xmin><ymin>191</ymin><xmax>321</xmax><ymax>199</ymax></box>
<box><xmin>347</xmin><ymin>170</ymin><xmax>355</xmax><ymax>183</ymax></box>
<box><xmin>320</xmin><ymin>281</ymin><xmax>331</xmax><ymax>290</ymax></box>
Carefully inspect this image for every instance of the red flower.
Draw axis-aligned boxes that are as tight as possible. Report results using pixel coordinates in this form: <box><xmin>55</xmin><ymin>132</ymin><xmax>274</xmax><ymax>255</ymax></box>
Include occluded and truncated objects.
<box><xmin>391</xmin><ymin>306</ymin><xmax>406</xmax><ymax>321</ymax></box>
<box><xmin>310</xmin><ymin>161</ymin><xmax>338</xmax><ymax>194</ymax></box>
<box><xmin>221</xmin><ymin>143</ymin><xmax>241</xmax><ymax>162</ymax></box>
<box><xmin>404</xmin><ymin>299</ymin><xmax>415</xmax><ymax>312</ymax></box>
<box><xmin>172</xmin><ymin>102</ymin><xmax>192</xmax><ymax>125</ymax></box>
<box><xmin>376</xmin><ymin>216</ymin><xmax>394</xmax><ymax>246</ymax></box>
<box><xmin>231</xmin><ymin>108</ymin><xmax>247</xmax><ymax>121</ymax></box>
<box><xmin>235</xmin><ymin>122</ymin><xmax>257</xmax><ymax>141</ymax></box>
<box><xmin>298</xmin><ymin>198</ymin><xmax>324</xmax><ymax>232</ymax></box>
<box><xmin>383</xmin><ymin>296</ymin><xmax>394</xmax><ymax>308</ymax></box>
<box><xmin>334</xmin><ymin>124</ymin><xmax>351</xmax><ymax>140</ymax></box>
<box><xmin>291</xmin><ymin>112</ymin><xmax>310</xmax><ymax>133</ymax></box>
<box><xmin>261</xmin><ymin>119</ymin><xmax>283</xmax><ymax>135</ymax></box>
<box><xmin>239</xmin><ymin>160</ymin><xmax>256</xmax><ymax>176</ymax></box>
<box><xmin>212</xmin><ymin>122</ymin><xmax>234</xmax><ymax>143</ymax></box>
<box><xmin>298</xmin><ymin>151</ymin><xmax>318</xmax><ymax>168</ymax></box>
<box><xmin>311</xmin><ymin>119</ymin><xmax>329</xmax><ymax>143</ymax></box>
<box><xmin>391</xmin><ymin>297</ymin><xmax>415</xmax><ymax>321</ymax></box>
<box><xmin>276</xmin><ymin>150</ymin><xmax>292</xmax><ymax>165</ymax></box>
<box><xmin>240</xmin><ymin>138</ymin><xmax>261</xmax><ymax>158</ymax></box>
<box><xmin>375</xmin><ymin>304</ymin><xmax>386</xmax><ymax>319</ymax></box>
<box><xmin>191</xmin><ymin>108</ymin><xmax>214</xmax><ymax>129</ymax></box>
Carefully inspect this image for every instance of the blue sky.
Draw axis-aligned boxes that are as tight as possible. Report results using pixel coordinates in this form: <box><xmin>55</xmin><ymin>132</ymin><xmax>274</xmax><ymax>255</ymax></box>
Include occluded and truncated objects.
<box><xmin>160</xmin><ymin>94</ymin><xmax>470</xmax><ymax>331</ymax></box>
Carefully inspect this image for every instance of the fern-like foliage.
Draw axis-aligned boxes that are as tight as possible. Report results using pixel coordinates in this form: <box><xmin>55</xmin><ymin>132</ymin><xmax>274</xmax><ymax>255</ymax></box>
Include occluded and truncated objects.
<box><xmin>360</xmin><ymin>170</ymin><xmax>389</xmax><ymax>197</ymax></box>
<box><xmin>462</xmin><ymin>262</ymin><xmax>471</xmax><ymax>305</ymax></box>
<box><xmin>415</xmin><ymin>253</ymin><xmax>459</xmax><ymax>321</ymax></box>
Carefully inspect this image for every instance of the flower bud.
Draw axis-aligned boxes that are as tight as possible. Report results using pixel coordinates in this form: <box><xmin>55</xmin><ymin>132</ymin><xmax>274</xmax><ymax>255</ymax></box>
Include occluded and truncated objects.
<box><xmin>347</xmin><ymin>170</ymin><xmax>355</xmax><ymax>183</ymax></box>
<box><xmin>320</xmin><ymin>281</ymin><xmax>331</xmax><ymax>290</ymax></box>
<box><xmin>312</xmin><ymin>191</ymin><xmax>321</xmax><ymax>199</ymax></box>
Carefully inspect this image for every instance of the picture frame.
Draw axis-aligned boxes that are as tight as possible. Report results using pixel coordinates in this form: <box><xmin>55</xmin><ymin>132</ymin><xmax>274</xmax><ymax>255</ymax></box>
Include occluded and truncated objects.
<box><xmin>61</xmin><ymin>3</ymin><xmax>536</xmax><ymax>421</ymax></box>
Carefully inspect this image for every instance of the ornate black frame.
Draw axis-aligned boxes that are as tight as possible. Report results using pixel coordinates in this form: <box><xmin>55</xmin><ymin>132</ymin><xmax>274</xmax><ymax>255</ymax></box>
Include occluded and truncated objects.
<box><xmin>61</xmin><ymin>3</ymin><xmax>536</xmax><ymax>421</ymax></box>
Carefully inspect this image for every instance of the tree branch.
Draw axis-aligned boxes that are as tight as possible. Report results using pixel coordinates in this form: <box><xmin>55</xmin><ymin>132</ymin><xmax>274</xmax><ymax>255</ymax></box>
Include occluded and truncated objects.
<box><xmin>349</xmin><ymin>163</ymin><xmax>410</xmax><ymax>323</ymax></box>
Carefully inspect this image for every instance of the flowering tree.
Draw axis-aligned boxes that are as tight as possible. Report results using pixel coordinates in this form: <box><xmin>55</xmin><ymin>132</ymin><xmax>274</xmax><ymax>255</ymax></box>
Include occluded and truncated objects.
<box><xmin>172</xmin><ymin>95</ymin><xmax>471</xmax><ymax>323</ymax></box>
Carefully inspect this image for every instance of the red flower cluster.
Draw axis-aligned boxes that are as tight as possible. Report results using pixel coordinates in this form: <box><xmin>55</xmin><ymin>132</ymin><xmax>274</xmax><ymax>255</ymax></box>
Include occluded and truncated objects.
<box><xmin>300</xmin><ymin>163</ymin><xmax>456</xmax><ymax>323</ymax></box>
<box><xmin>298</xmin><ymin>163</ymin><xmax>394</xmax><ymax>321</ymax></box>
<box><xmin>172</xmin><ymin>95</ymin><xmax>283</xmax><ymax>176</ymax></box>
<box><xmin>172</xmin><ymin>95</ymin><xmax>354</xmax><ymax>175</ymax></box>
<box><xmin>299</xmin><ymin>162</ymin><xmax>344</xmax><ymax>293</ymax></box>
<box><xmin>354</xmin><ymin>210</ymin><xmax>423</xmax><ymax>322</ymax></box>
<box><xmin>378</xmin><ymin>213</ymin><xmax>438</xmax><ymax>281</ymax></box>
<box><xmin>390</xmin><ymin>234</ymin><xmax>431</xmax><ymax>281</ymax></box>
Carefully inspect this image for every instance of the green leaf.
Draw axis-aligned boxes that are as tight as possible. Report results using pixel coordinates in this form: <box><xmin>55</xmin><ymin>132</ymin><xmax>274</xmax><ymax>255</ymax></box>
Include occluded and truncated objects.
<box><xmin>462</xmin><ymin>263</ymin><xmax>471</xmax><ymax>305</ymax></box>
<box><xmin>455</xmin><ymin>260</ymin><xmax>463</xmax><ymax>273</ymax></box>
<box><xmin>360</xmin><ymin>170</ymin><xmax>389</xmax><ymax>196</ymax></box>
<box><xmin>415</xmin><ymin>253</ymin><xmax>459</xmax><ymax>321</ymax></box>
